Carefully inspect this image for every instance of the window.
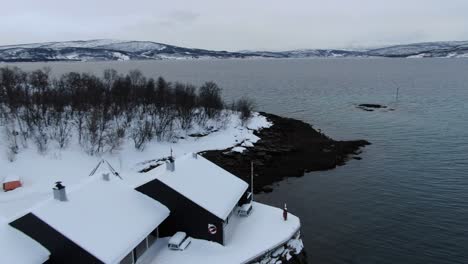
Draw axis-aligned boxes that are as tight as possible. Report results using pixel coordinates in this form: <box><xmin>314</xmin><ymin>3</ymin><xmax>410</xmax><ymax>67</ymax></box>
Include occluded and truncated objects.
<box><xmin>120</xmin><ymin>232</ymin><xmax>158</xmax><ymax>263</ymax></box>
<box><xmin>224</xmin><ymin>207</ymin><xmax>235</xmax><ymax>226</ymax></box>
<box><xmin>134</xmin><ymin>239</ymin><xmax>147</xmax><ymax>260</ymax></box>
<box><xmin>147</xmin><ymin>229</ymin><xmax>158</xmax><ymax>247</ymax></box>
<box><xmin>120</xmin><ymin>251</ymin><xmax>133</xmax><ymax>264</ymax></box>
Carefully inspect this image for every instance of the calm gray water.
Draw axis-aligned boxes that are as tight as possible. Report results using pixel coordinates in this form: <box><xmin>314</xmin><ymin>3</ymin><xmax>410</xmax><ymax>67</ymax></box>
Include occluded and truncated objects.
<box><xmin>8</xmin><ymin>59</ymin><xmax>468</xmax><ymax>263</ymax></box>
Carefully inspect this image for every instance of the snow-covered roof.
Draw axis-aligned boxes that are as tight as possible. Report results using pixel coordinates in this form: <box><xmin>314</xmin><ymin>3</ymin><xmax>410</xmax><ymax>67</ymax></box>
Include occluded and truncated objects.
<box><xmin>31</xmin><ymin>178</ymin><xmax>170</xmax><ymax>264</ymax></box>
<box><xmin>155</xmin><ymin>153</ymin><xmax>248</xmax><ymax>220</ymax></box>
<box><xmin>0</xmin><ymin>218</ymin><xmax>50</xmax><ymax>264</ymax></box>
<box><xmin>3</xmin><ymin>174</ymin><xmax>20</xmax><ymax>183</ymax></box>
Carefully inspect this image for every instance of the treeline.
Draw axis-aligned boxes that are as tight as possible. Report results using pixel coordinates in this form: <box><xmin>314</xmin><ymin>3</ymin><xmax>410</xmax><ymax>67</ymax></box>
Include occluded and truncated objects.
<box><xmin>0</xmin><ymin>67</ymin><xmax>254</xmax><ymax>160</ymax></box>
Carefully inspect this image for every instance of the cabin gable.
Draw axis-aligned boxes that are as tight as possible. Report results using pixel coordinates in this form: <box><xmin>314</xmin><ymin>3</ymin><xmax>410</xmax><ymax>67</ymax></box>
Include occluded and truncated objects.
<box><xmin>136</xmin><ymin>178</ymin><xmax>224</xmax><ymax>244</ymax></box>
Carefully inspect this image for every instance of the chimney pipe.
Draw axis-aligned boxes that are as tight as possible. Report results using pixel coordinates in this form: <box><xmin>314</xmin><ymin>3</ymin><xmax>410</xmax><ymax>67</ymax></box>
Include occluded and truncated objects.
<box><xmin>166</xmin><ymin>157</ymin><xmax>175</xmax><ymax>172</ymax></box>
<box><xmin>53</xmin><ymin>181</ymin><xmax>68</xmax><ymax>202</ymax></box>
<box><xmin>102</xmin><ymin>173</ymin><xmax>110</xmax><ymax>181</ymax></box>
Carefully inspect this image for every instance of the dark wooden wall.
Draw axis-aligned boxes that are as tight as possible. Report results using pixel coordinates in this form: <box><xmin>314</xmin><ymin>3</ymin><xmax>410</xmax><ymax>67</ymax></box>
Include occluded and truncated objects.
<box><xmin>10</xmin><ymin>213</ymin><xmax>103</xmax><ymax>264</ymax></box>
<box><xmin>136</xmin><ymin>179</ymin><xmax>225</xmax><ymax>244</ymax></box>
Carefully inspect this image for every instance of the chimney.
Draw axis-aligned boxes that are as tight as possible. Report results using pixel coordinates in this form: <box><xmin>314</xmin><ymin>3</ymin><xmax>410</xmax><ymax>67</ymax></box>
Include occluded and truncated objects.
<box><xmin>166</xmin><ymin>157</ymin><xmax>175</xmax><ymax>172</ymax></box>
<box><xmin>102</xmin><ymin>173</ymin><xmax>110</xmax><ymax>181</ymax></box>
<box><xmin>192</xmin><ymin>153</ymin><xmax>198</xmax><ymax>159</ymax></box>
<box><xmin>53</xmin><ymin>181</ymin><xmax>67</xmax><ymax>202</ymax></box>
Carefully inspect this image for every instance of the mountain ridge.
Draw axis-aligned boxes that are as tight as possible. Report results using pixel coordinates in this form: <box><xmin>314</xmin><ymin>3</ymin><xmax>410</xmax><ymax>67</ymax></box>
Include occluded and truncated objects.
<box><xmin>1</xmin><ymin>39</ymin><xmax>468</xmax><ymax>62</ymax></box>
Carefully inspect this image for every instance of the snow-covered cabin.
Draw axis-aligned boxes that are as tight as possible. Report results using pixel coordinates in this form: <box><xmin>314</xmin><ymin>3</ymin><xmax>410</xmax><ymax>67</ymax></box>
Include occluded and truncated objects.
<box><xmin>10</xmin><ymin>176</ymin><xmax>170</xmax><ymax>264</ymax></box>
<box><xmin>136</xmin><ymin>153</ymin><xmax>249</xmax><ymax>245</ymax></box>
<box><xmin>0</xmin><ymin>217</ymin><xmax>50</xmax><ymax>264</ymax></box>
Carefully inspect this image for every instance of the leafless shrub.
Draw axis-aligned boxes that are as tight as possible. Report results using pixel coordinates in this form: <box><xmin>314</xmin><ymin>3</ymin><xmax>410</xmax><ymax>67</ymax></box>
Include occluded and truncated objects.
<box><xmin>4</xmin><ymin>123</ymin><xmax>19</xmax><ymax>162</ymax></box>
<box><xmin>51</xmin><ymin>111</ymin><xmax>72</xmax><ymax>149</ymax></box>
<box><xmin>131</xmin><ymin>109</ymin><xmax>154</xmax><ymax>150</ymax></box>
<box><xmin>174</xmin><ymin>83</ymin><xmax>197</xmax><ymax>130</ymax></box>
<box><xmin>233</xmin><ymin>97</ymin><xmax>255</xmax><ymax>126</ymax></box>
<box><xmin>105</xmin><ymin>126</ymin><xmax>125</xmax><ymax>153</ymax></box>
<box><xmin>198</xmin><ymin>82</ymin><xmax>223</xmax><ymax>119</ymax></box>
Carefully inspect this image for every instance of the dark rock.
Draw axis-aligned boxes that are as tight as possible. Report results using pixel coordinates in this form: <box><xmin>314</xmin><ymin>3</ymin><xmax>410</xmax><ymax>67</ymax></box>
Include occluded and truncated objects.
<box><xmin>262</xmin><ymin>186</ymin><xmax>274</xmax><ymax>193</ymax></box>
<box><xmin>188</xmin><ymin>132</ymin><xmax>209</xmax><ymax>138</ymax></box>
<box><xmin>358</xmin><ymin>103</ymin><xmax>386</xmax><ymax>108</ymax></box>
<box><xmin>202</xmin><ymin>112</ymin><xmax>370</xmax><ymax>194</ymax></box>
<box><xmin>284</xmin><ymin>250</ymin><xmax>309</xmax><ymax>264</ymax></box>
<box><xmin>357</xmin><ymin>103</ymin><xmax>389</xmax><ymax>112</ymax></box>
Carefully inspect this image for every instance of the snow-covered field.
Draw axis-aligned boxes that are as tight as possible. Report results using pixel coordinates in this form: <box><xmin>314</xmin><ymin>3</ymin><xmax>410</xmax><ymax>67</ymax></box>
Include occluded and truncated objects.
<box><xmin>137</xmin><ymin>202</ymin><xmax>302</xmax><ymax>264</ymax></box>
<box><xmin>0</xmin><ymin>112</ymin><xmax>271</xmax><ymax>222</ymax></box>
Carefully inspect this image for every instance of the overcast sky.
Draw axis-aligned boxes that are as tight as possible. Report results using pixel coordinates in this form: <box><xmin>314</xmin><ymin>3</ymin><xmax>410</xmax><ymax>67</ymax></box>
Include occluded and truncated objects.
<box><xmin>2</xmin><ymin>0</ymin><xmax>468</xmax><ymax>51</ymax></box>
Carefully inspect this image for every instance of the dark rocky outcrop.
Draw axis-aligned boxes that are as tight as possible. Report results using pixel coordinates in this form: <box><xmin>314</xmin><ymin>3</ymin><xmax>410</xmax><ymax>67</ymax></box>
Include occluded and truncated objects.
<box><xmin>358</xmin><ymin>103</ymin><xmax>386</xmax><ymax>108</ymax></box>
<box><xmin>356</xmin><ymin>103</ymin><xmax>388</xmax><ymax>112</ymax></box>
<box><xmin>202</xmin><ymin>112</ymin><xmax>370</xmax><ymax>193</ymax></box>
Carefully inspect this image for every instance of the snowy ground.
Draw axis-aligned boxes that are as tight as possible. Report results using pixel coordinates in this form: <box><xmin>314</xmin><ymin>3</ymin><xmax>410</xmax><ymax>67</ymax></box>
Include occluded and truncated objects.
<box><xmin>0</xmin><ymin>112</ymin><xmax>271</xmax><ymax>222</ymax></box>
<box><xmin>136</xmin><ymin>202</ymin><xmax>301</xmax><ymax>264</ymax></box>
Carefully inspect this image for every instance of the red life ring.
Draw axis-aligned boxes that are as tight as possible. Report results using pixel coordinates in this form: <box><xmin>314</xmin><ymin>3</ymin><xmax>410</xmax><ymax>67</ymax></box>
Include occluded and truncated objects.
<box><xmin>208</xmin><ymin>224</ymin><xmax>217</xmax><ymax>235</ymax></box>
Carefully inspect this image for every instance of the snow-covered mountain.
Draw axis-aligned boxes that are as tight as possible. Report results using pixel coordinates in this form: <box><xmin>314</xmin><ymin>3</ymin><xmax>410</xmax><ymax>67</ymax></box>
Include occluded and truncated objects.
<box><xmin>245</xmin><ymin>41</ymin><xmax>468</xmax><ymax>58</ymax></box>
<box><xmin>242</xmin><ymin>49</ymin><xmax>367</xmax><ymax>58</ymax></box>
<box><xmin>0</xmin><ymin>40</ymin><xmax>255</xmax><ymax>62</ymax></box>
<box><xmin>366</xmin><ymin>41</ymin><xmax>468</xmax><ymax>58</ymax></box>
<box><xmin>1</xmin><ymin>39</ymin><xmax>468</xmax><ymax>62</ymax></box>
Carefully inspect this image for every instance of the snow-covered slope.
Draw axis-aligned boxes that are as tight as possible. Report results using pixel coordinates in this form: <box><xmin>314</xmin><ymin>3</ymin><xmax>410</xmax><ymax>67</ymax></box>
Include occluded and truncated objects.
<box><xmin>0</xmin><ymin>39</ymin><xmax>256</xmax><ymax>62</ymax></box>
<box><xmin>0</xmin><ymin>112</ymin><xmax>271</xmax><ymax>221</ymax></box>
<box><xmin>1</xmin><ymin>39</ymin><xmax>468</xmax><ymax>62</ymax></box>
<box><xmin>244</xmin><ymin>41</ymin><xmax>468</xmax><ymax>58</ymax></box>
<box><xmin>244</xmin><ymin>49</ymin><xmax>367</xmax><ymax>58</ymax></box>
<box><xmin>366</xmin><ymin>41</ymin><xmax>468</xmax><ymax>58</ymax></box>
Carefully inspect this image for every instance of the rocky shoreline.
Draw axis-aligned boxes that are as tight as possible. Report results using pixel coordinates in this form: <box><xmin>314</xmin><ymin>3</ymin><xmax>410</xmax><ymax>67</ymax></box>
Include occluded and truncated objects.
<box><xmin>249</xmin><ymin>232</ymin><xmax>307</xmax><ymax>264</ymax></box>
<box><xmin>202</xmin><ymin>112</ymin><xmax>369</xmax><ymax>264</ymax></box>
<box><xmin>202</xmin><ymin>112</ymin><xmax>370</xmax><ymax>193</ymax></box>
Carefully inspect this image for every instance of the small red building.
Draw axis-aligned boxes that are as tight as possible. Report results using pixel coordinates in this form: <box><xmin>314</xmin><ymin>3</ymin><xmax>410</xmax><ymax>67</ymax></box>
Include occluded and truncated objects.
<box><xmin>3</xmin><ymin>175</ymin><xmax>22</xmax><ymax>192</ymax></box>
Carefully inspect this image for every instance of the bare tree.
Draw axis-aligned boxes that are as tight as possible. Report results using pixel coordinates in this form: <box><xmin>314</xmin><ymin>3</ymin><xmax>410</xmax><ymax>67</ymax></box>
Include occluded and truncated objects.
<box><xmin>198</xmin><ymin>81</ymin><xmax>223</xmax><ymax>120</ymax></box>
<box><xmin>174</xmin><ymin>83</ymin><xmax>197</xmax><ymax>130</ymax></box>
<box><xmin>50</xmin><ymin>110</ymin><xmax>73</xmax><ymax>149</ymax></box>
<box><xmin>3</xmin><ymin>121</ymin><xmax>19</xmax><ymax>162</ymax></box>
<box><xmin>131</xmin><ymin>108</ymin><xmax>153</xmax><ymax>150</ymax></box>
<box><xmin>234</xmin><ymin>97</ymin><xmax>255</xmax><ymax>126</ymax></box>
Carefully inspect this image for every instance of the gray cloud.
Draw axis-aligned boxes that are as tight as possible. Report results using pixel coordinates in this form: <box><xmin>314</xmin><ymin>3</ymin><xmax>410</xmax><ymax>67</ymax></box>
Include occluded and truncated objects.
<box><xmin>1</xmin><ymin>0</ymin><xmax>468</xmax><ymax>50</ymax></box>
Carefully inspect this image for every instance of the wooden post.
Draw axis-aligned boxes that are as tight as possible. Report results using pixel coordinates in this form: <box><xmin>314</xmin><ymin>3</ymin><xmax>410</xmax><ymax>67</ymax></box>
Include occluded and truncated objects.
<box><xmin>251</xmin><ymin>161</ymin><xmax>254</xmax><ymax>202</ymax></box>
<box><xmin>396</xmin><ymin>86</ymin><xmax>400</xmax><ymax>102</ymax></box>
<box><xmin>283</xmin><ymin>203</ymin><xmax>288</xmax><ymax>221</ymax></box>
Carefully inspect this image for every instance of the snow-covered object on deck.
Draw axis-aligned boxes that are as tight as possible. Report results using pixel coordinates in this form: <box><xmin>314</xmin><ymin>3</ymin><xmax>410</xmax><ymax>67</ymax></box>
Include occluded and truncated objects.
<box><xmin>168</xmin><ymin>232</ymin><xmax>187</xmax><ymax>246</ymax></box>
<box><xmin>0</xmin><ymin>218</ymin><xmax>50</xmax><ymax>264</ymax></box>
<box><xmin>154</xmin><ymin>153</ymin><xmax>248</xmax><ymax>220</ymax></box>
<box><xmin>168</xmin><ymin>232</ymin><xmax>192</xmax><ymax>250</ymax></box>
<box><xmin>31</xmin><ymin>178</ymin><xmax>170</xmax><ymax>264</ymax></box>
<box><xmin>237</xmin><ymin>202</ymin><xmax>253</xmax><ymax>217</ymax></box>
<box><xmin>2</xmin><ymin>174</ymin><xmax>22</xmax><ymax>192</ymax></box>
